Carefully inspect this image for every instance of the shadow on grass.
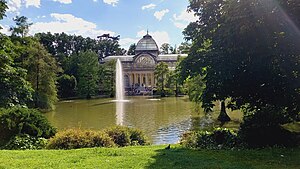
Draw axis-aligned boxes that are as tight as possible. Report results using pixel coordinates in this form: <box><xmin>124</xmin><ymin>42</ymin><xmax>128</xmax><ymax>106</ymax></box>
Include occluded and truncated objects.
<box><xmin>146</xmin><ymin>146</ymin><xmax>300</xmax><ymax>169</ymax></box>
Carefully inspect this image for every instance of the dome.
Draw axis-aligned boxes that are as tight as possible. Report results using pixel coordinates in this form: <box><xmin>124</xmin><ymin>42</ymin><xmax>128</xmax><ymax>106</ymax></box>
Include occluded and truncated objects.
<box><xmin>135</xmin><ymin>33</ymin><xmax>159</xmax><ymax>52</ymax></box>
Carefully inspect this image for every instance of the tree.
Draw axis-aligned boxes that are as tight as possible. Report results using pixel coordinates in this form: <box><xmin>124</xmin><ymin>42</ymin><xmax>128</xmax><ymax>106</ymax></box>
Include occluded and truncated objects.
<box><xmin>0</xmin><ymin>0</ymin><xmax>7</xmax><ymax>27</ymax></box>
<box><xmin>177</xmin><ymin>42</ymin><xmax>191</xmax><ymax>54</ymax></box>
<box><xmin>99</xmin><ymin>59</ymin><xmax>116</xmax><ymax>97</ymax></box>
<box><xmin>182</xmin><ymin>0</ymin><xmax>300</xmax><ymax>123</ymax></box>
<box><xmin>77</xmin><ymin>51</ymin><xmax>100</xmax><ymax>99</ymax></box>
<box><xmin>24</xmin><ymin>41</ymin><xmax>60</xmax><ymax>110</ymax></box>
<box><xmin>10</xmin><ymin>16</ymin><xmax>32</xmax><ymax>38</ymax></box>
<box><xmin>57</xmin><ymin>74</ymin><xmax>77</xmax><ymax>98</ymax></box>
<box><xmin>166</xmin><ymin>56</ymin><xmax>185</xmax><ymax>97</ymax></box>
<box><xmin>154</xmin><ymin>62</ymin><xmax>169</xmax><ymax>97</ymax></box>
<box><xmin>127</xmin><ymin>43</ymin><xmax>136</xmax><ymax>55</ymax></box>
<box><xmin>0</xmin><ymin>34</ymin><xmax>33</xmax><ymax>108</ymax></box>
<box><xmin>160</xmin><ymin>43</ymin><xmax>171</xmax><ymax>54</ymax></box>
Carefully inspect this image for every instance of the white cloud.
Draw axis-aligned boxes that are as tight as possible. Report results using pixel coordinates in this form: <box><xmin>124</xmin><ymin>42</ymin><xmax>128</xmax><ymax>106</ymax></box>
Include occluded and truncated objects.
<box><xmin>172</xmin><ymin>9</ymin><xmax>198</xmax><ymax>29</ymax></box>
<box><xmin>173</xmin><ymin>22</ymin><xmax>186</xmax><ymax>29</ymax></box>
<box><xmin>154</xmin><ymin>9</ymin><xmax>169</xmax><ymax>21</ymax></box>
<box><xmin>137</xmin><ymin>30</ymin><xmax>170</xmax><ymax>48</ymax></box>
<box><xmin>0</xmin><ymin>24</ymin><xmax>10</xmax><ymax>35</ymax></box>
<box><xmin>119</xmin><ymin>38</ymin><xmax>139</xmax><ymax>50</ymax></box>
<box><xmin>29</xmin><ymin>13</ymin><xmax>115</xmax><ymax>39</ymax></box>
<box><xmin>103</xmin><ymin>0</ymin><xmax>118</xmax><ymax>6</ymax></box>
<box><xmin>141</xmin><ymin>3</ymin><xmax>156</xmax><ymax>10</ymax></box>
<box><xmin>25</xmin><ymin>0</ymin><xmax>40</xmax><ymax>8</ymax></box>
<box><xmin>7</xmin><ymin>0</ymin><xmax>41</xmax><ymax>13</ymax></box>
<box><xmin>7</xmin><ymin>0</ymin><xmax>21</xmax><ymax>12</ymax></box>
<box><xmin>53</xmin><ymin>0</ymin><xmax>72</xmax><ymax>4</ymax></box>
<box><xmin>173</xmin><ymin>10</ymin><xmax>198</xmax><ymax>23</ymax></box>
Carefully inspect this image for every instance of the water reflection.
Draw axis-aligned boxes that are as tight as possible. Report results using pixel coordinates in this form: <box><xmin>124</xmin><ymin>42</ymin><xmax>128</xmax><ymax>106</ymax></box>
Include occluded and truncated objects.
<box><xmin>116</xmin><ymin>102</ymin><xmax>125</xmax><ymax>126</ymax></box>
<box><xmin>44</xmin><ymin>97</ymin><xmax>243</xmax><ymax>144</ymax></box>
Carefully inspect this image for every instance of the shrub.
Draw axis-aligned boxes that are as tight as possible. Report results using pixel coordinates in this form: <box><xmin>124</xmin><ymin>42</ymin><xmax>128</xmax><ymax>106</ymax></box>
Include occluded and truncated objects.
<box><xmin>180</xmin><ymin>128</ymin><xmax>238</xmax><ymax>149</ymax></box>
<box><xmin>1</xmin><ymin>134</ymin><xmax>48</xmax><ymax>150</ymax></box>
<box><xmin>0</xmin><ymin>107</ymin><xmax>56</xmax><ymax>146</ymax></box>
<box><xmin>238</xmin><ymin>107</ymin><xmax>298</xmax><ymax>148</ymax></box>
<box><xmin>47</xmin><ymin>129</ymin><xmax>115</xmax><ymax>149</ymax></box>
<box><xmin>128</xmin><ymin>128</ymin><xmax>149</xmax><ymax>146</ymax></box>
<box><xmin>105</xmin><ymin>126</ymin><xmax>149</xmax><ymax>147</ymax></box>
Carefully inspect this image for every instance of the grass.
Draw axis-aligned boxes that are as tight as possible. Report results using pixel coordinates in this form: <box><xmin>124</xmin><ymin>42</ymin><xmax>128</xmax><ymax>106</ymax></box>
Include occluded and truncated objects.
<box><xmin>0</xmin><ymin>145</ymin><xmax>299</xmax><ymax>169</ymax></box>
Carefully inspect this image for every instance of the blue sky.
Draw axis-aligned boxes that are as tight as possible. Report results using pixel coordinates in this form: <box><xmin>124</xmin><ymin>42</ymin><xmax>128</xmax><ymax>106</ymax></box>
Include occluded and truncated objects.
<box><xmin>0</xmin><ymin>0</ymin><xmax>197</xmax><ymax>50</ymax></box>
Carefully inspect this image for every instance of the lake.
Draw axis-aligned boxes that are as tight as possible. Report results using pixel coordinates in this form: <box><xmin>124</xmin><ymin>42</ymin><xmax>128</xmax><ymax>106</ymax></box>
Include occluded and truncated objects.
<box><xmin>45</xmin><ymin>96</ymin><xmax>243</xmax><ymax>144</ymax></box>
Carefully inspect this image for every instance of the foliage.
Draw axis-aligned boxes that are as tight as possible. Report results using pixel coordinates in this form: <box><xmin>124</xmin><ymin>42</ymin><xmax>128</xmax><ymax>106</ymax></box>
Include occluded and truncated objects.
<box><xmin>160</xmin><ymin>43</ymin><xmax>171</xmax><ymax>54</ymax></box>
<box><xmin>127</xmin><ymin>43</ymin><xmax>136</xmax><ymax>55</ymax></box>
<box><xmin>182</xmin><ymin>0</ymin><xmax>300</xmax><ymax>120</ymax></box>
<box><xmin>99</xmin><ymin>59</ymin><xmax>116</xmax><ymax>97</ymax></box>
<box><xmin>105</xmin><ymin>126</ymin><xmax>149</xmax><ymax>147</ymax></box>
<box><xmin>24</xmin><ymin>40</ymin><xmax>60</xmax><ymax>110</ymax></box>
<box><xmin>165</xmin><ymin>56</ymin><xmax>185</xmax><ymax>96</ymax></box>
<box><xmin>0</xmin><ymin>34</ymin><xmax>33</xmax><ymax>108</ymax></box>
<box><xmin>36</xmin><ymin>32</ymin><xmax>125</xmax><ymax>65</ymax></box>
<box><xmin>160</xmin><ymin>43</ymin><xmax>177</xmax><ymax>54</ymax></box>
<box><xmin>57</xmin><ymin>74</ymin><xmax>77</xmax><ymax>98</ymax></box>
<box><xmin>1</xmin><ymin>134</ymin><xmax>47</xmax><ymax>150</ymax></box>
<box><xmin>177</xmin><ymin>42</ymin><xmax>191</xmax><ymax>54</ymax></box>
<box><xmin>0</xmin><ymin>107</ymin><xmax>56</xmax><ymax>146</ymax></box>
<box><xmin>238</xmin><ymin>106</ymin><xmax>298</xmax><ymax>148</ymax></box>
<box><xmin>35</xmin><ymin>32</ymin><xmax>126</xmax><ymax>97</ymax></box>
<box><xmin>180</xmin><ymin>128</ymin><xmax>238</xmax><ymax>149</ymax></box>
<box><xmin>8</xmin><ymin>17</ymin><xmax>60</xmax><ymax>110</ymax></box>
<box><xmin>0</xmin><ymin>0</ymin><xmax>7</xmax><ymax>23</ymax></box>
<box><xmin>10</xmin><ymin>16</ymin><xmax>32</xmax><ymax>38</ymax></box>
<box><xmin>154</xmin><ymin>62</ymin><xmax>169</xmax><ymax>97</ymax></box>
<box><xmin>47</xmin><ymin>129</ymin><xmax>115</xmax><ymax>149</ymax></box>
<box><xmin>77</xmin><ymin>51</ymin><xmax>100</xmax><ymax>98</ymax></box>
<box><xmin>184</xmin><ymin>75</ymin><xmax>205</xmax><ymax>104</ymax></box>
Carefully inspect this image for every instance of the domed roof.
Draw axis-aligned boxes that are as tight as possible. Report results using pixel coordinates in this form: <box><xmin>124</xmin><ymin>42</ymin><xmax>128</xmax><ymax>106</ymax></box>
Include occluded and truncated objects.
<box><xmin>135</xmin><ymin>33</ymin><xmax>159</xmax><ymax>51</ymax></box>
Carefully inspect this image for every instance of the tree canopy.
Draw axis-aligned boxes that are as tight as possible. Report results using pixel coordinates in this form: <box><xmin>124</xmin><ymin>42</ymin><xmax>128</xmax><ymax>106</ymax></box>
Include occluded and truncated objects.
<box><xmin>181</xmin><ymin>0</ymin><xmax>300</xmax><ymax>120</ymax></box>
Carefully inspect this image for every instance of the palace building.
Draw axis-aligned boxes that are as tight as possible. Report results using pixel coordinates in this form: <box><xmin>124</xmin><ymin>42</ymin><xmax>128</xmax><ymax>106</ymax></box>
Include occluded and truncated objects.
<box><xmin>103</xmin><ymin>33</ymin><xmax>187</xmax><ymax>93</ymax></box>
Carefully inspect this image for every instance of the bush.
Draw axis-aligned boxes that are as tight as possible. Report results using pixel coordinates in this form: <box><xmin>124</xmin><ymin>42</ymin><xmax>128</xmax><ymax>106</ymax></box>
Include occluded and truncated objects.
<box><xmin>105</xmin><ymin>126</ymin><xmax>149</xmax><ymax>147</ymax></box>
<box><xmin>239</xmin><ymin>107</ymin><xmax>298</xmax><ymax>148</ymax></box>
<box><xmin>0</xmin><ymin>107</ymin><xmax>56</xmax><ymax>146</ymax></box>
<box><xmin>1</xmin><ymin>134</ymin><xmax>48</xmax><ymax>150</ymax></box>
<box><xmin>47</xmin><ymin>129</ymin><xmax>115</xmax><ymax>149</ymax></box>
<box><xmin>180</xmin><ymin>128</ymin><xmax>238</xmax><ymax>149</ymax></box>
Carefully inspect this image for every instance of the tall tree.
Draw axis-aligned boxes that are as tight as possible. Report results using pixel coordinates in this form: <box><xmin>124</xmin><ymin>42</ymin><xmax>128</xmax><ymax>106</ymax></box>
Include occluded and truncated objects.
<box><xmin>0</xmin><ymin>0</ymin><xmax>7</xmax><ymax>27</ymax></box>
<box><xmin>77</xmin><ymin>51</ymin><xmax>100</xmax><ymax>99</ymax></box>
<box><xmin>0</xmin><ymin>34</ymin><xmax>33</xmax><ymax>107</ymax></box>
<box><xmin>182</xmin><ymin>0</ymin><xmax>300</xmax><ymax>122</ymax></box>
<box><xmin>160</xmin><ymin>43</ymin><xmax>171</xmax><ymax>54</ymax></box>
<box><xmin>10</xmin><ymin>16</ymin><xmax>32</xmax><ymax>38</ymax></box>
<box><xmin>155</xmin><ymin>62</ymin><xmax>169</xmax><ymax>97</ymax></box>
<box><xmin>99</xmin><ymin>59</ymin><xmax>116</xmax><ymax>97</ymax></box>
<box><xmin>24</xmin><ymin>41</ymin><xmax>60</xmax><ymax>110</ymax></box>
<box><xmin>127</xmin><ymin>43</ymin><xmax>136</xmax><ymax>55</ymax></box>
<box><xmin>177</xmin><ymin>42</ymin><xmax>191</xmax><ymax>54</ymax></box>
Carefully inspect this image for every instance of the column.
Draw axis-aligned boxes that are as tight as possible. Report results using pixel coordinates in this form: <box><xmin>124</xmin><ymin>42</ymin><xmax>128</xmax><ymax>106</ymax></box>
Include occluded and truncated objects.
<box><xmin>145</xmin><ymin>73</ymin><xmax>148</xmax><ymax>87</ymax></box>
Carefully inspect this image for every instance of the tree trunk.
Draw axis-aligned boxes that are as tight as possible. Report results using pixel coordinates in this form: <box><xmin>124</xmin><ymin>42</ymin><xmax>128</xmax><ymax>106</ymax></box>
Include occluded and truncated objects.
<box><xmin>161</xmin><ymin>75</ymin><xmax>165</xmax><ymax>97</ymax></box>
<box><xmin>217</xmin><ymin>100</ymin><xmax>231</xmax><ymax>122</ymax></box>
<box><xmin>175</xmin><ymin>82</ymin><xmax>179</xmax><ymax>97</ymax></box>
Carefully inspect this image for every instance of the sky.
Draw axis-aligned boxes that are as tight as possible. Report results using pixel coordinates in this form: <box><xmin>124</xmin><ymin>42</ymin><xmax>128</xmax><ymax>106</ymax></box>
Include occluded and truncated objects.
<box><xmin>0</xmin><ymin>0</ymin><xmax>198</xmax><ymax>50</ymax></box>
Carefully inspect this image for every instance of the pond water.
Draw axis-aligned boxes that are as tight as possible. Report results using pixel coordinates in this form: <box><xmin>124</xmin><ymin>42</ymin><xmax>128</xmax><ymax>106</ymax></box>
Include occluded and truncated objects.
<box><xmin>45</xmin><ymin>96</ymin><xmax>243</xmax><ymax>144</ymax></box>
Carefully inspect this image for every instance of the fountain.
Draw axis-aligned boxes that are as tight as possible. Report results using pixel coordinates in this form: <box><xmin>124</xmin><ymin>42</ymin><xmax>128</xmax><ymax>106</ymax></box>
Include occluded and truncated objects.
<box><xmin>115</xmin><ymin>59</ymin><xmax>128</xmax><ymax>125</ymax></box>
<box><xmin>116</xmin><ymin>59</ymin><xmax>125</xmax><ymax>101</ymax></box>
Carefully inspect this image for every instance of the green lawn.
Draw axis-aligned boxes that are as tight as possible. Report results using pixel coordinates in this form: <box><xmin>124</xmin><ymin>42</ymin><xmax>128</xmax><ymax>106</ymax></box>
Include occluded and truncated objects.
<box><xmin>0</xmin><ymin>145</ymin><xmax>299</xmax><ymax>169</ymax></box>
